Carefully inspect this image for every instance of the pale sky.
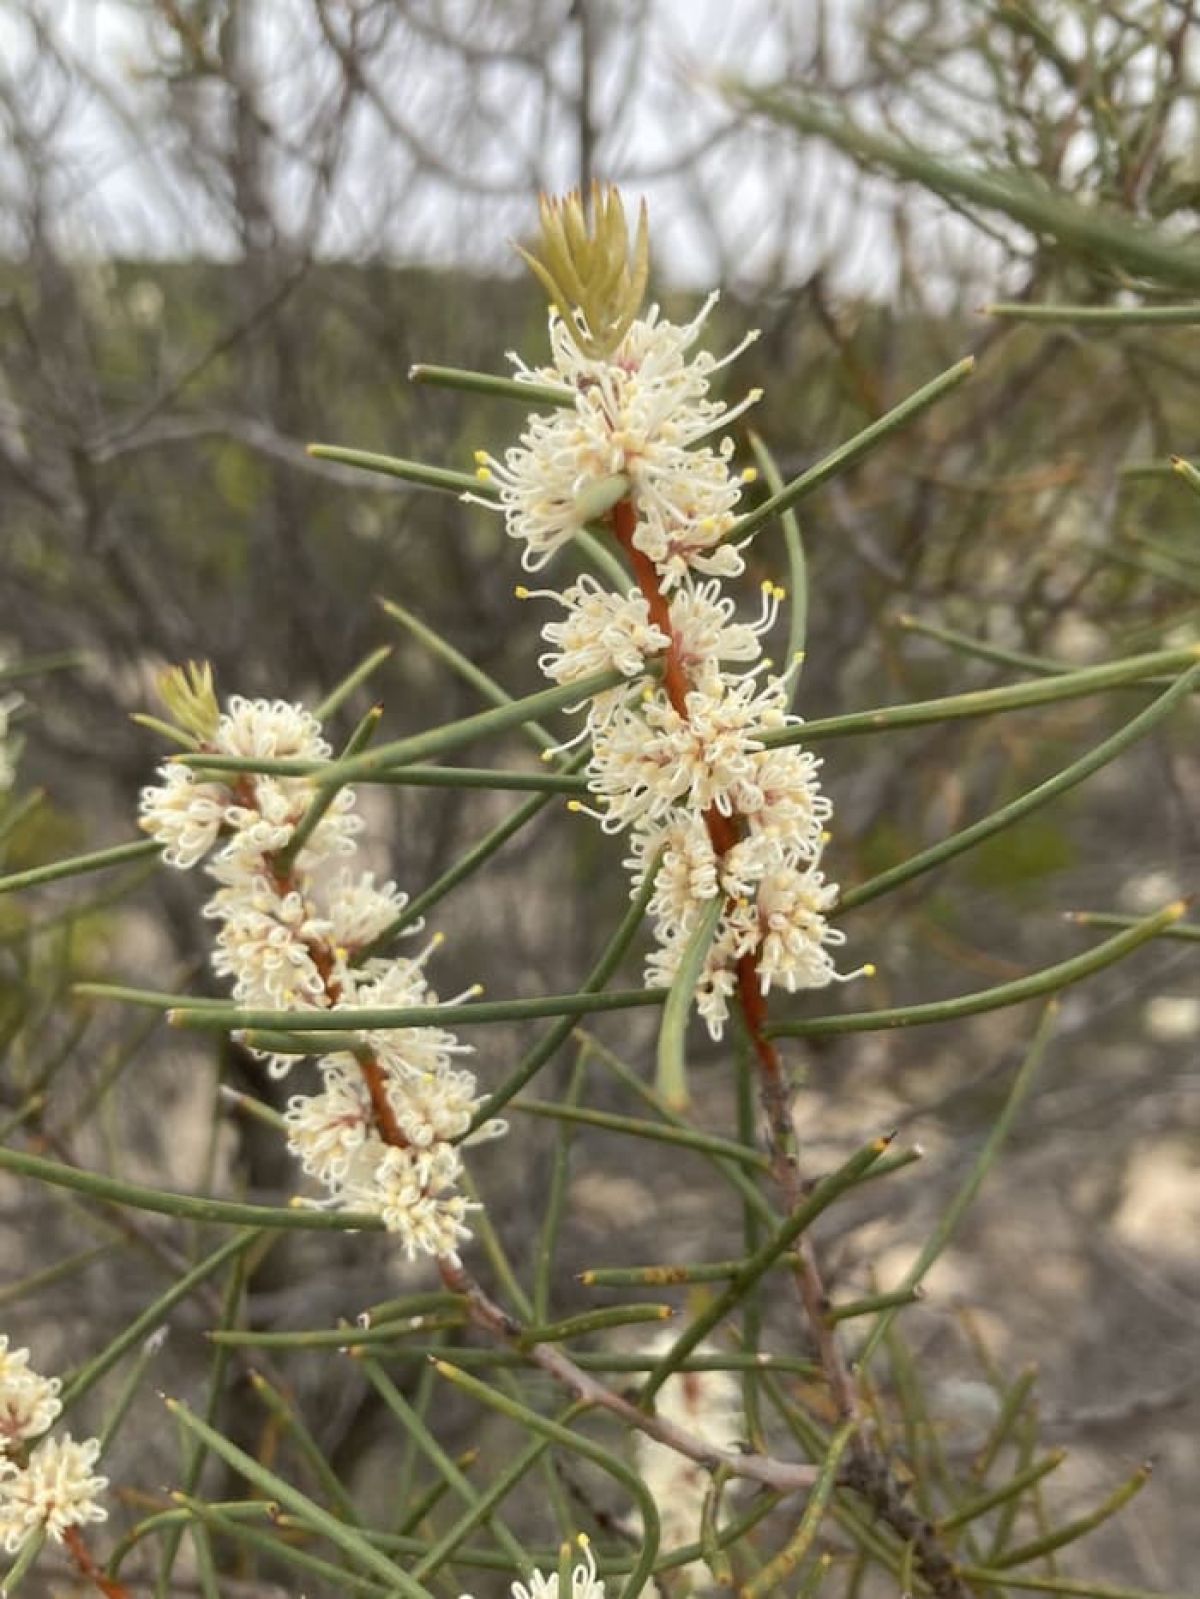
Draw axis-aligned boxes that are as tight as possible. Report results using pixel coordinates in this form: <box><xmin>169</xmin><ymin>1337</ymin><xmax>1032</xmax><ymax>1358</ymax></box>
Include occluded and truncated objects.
<box><xmin>1</xmin><ymin>0</ymin><xmax>1002</xmax><ymax>305</ymax></box>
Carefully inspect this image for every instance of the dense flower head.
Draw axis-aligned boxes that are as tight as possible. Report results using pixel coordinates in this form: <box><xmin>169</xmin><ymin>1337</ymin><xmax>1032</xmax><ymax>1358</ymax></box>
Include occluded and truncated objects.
<box><xmin>0</xmin><ymin>1339</ymin><xmax>61</xmax><ymax>1453</ymax></box>
<box><xmin>0</xmin><ymin>1340</ymin><xmax>106</xmax><ymax>1561</ymax></box>
<box><xmin>139</xmin><ymin>682</ymin><xmax>502</xmax><ymax>1263</ymax></box>
<box><xmin>485</xmin><ymin>198</ymin><xmax>862</xmax><ymax>1039</ymax></box>
<box><xmin>0</xmin><ymin>1434</ymin><xmax>108</xmax><ymax>1553</ymax></box>
<box><xmin>461</xmin><ymin>1537</ymin><xmax>606</xmax><ymax>1599</ymax></box>
<box><xmin>476</xmin><ymin>295</ymin><xmax>759</xmax><ymax>587</ymax></box>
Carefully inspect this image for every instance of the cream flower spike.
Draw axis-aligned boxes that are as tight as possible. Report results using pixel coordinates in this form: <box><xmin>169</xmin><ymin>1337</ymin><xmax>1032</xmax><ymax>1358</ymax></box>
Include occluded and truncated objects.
<box><xmin>460</xmin><ymin>1536</ymin><xmax>606</xmax><ymax>1599</ymax></box>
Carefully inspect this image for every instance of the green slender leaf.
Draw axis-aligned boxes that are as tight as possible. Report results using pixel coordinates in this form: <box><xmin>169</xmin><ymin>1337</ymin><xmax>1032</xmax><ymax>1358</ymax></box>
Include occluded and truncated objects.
<box><xmin>743</xmin><ymin>1420</ymin><xmax>856</xmax><ymax>1597</ymax></box>
<box><xmin>431</xmin><ymin>1360</ymin><xmax>661</xmax><ymax>1599</ymax></box>
<box><xmin>0</xmin><ymin>1144</ymin><xmax>383</xmax><ymax>1231</ymax></box>
<box><xmin>307</xmin><ymin>442</ymin><xmax>492</xmax><ymax>497</ymax></box>
<box><xmin>736</xmin><ymin>88</ymin><xmax>1200</xmax><ymax>290</ymax></box>
<box><xmin>379</xmin><ymin>595</ymin><xmax>557</xmax><ymax>755</ymax></box>
<box><xmin>955</xmin><ymin>1572</ymin><xmax>1194</xmax><ymax>1599</ymax></box>
<box><xmin>312</xmin><ymin>645</ymin><xmax>393</xmax><ymax>721</ymax></box>
<box><xmin>514</xmin><ymin>1097</ymin><xmax>770</xmax><ymax>1170</ymax></box>
<box><xmin>179</xmin><ymin>663</ymin><xmax>630</xmax><ymax>781</ymax></box>
<box><xmin>656</xmin><ymin>894</ymin><xmax>722</xmax><ymax>1110</ymax></box>
<box><xmin>165</xmin><ymin>1399</ymin><xmax>432</xmax><ymax>1597</ymax></box>
<box><xmin>360</xmin><ymin>1359</ymin><xmax>531</xmax><ymax>1578</ymax></box>
<box><xmin>986</xmin><ymin>301</ymin><xmax>1200</xmax><ymax>324</ymax></box>
<box><xmin>989</xmin><ymin>1466</ymin><xmax>1151</xmax><ymax>1569</ymax></box>
<box><xmin>1066</xmin><ymin>910</ymin><xmax>1200</xmax><ymax>943</ymax></box>
<box><xmin>772</xmin><ymin>646</ymin><xmax>1200</xmax><ymax>747</ymax></box>
<box><xmin>274</xmin><ymin>703</ymin><xmax>383</xmax><ymax>873</ymax></box>
<box><xmin>469</xmin><ymin>852</ymin><xmax>663</xmax><ymax>1131</ymax></box>
<box><xmin>858</xmin><ymin>1006</ymin><xmax>1057</xmax><ymax>1368</ymax></box>
<box><xmin>408</xmin><ymin>361</ymin><xmax>573</xmax><ymax>408</ymax></box>
<box><xmin>839</xmin><ymin>663</ymin><xmax>1200</xmax><ymax>911</ymax></box>
<box><xmin>749</xmin><ymin>431</ymin><xmax>807</xmax><ymax>695</ymax></box>
<box><xmin>60</xmin><ymin>1231</ymin><xmax>261</xmax><ymax>1409</ymax></box>
<box><xmin>0</xmin><ymin>838</ymin><xmax>159</xmax><ymax>895</ymax></box>
<box><xmin>533</xmin><ymin>1052</ymin><xmax>587</xmax><ymax>1322</ymax></box>
<box><xmin>768</xmin><ymin>904</ymin><xmax>1183</xmax><ymax>1038</ymax></box>
<box><xmin>938</xmin><ymin>1451</ymin><xmax>1067</xmax><ymax>1534</ymax></box>
<box><xmin>733</xmin><ymin>356</ymin><xmax>975</xmax><ymax>541</ymax></box>
<box><xmin>364</xmin><ymin>751</ymin><xmax>590</xmax><ymax>953</ymax></box>
<box><xmin>639</xmin><ymin>1134</ymin><xmax>892</xmax><ymax>1404</ymax></box>
<box><xmin>169</xmin><ymin>986</ymin><xmax>666</xmax><ymax>1035</ymax></box>
<box><xmin>517</xmin><ymin>1304</ymin><xmax>673</xmax><ymax>1346</ymax></box>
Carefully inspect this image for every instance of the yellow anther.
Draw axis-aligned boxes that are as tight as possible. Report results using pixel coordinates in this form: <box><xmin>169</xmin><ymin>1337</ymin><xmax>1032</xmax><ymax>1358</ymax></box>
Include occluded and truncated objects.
<box><xmin>475</xmin><ymin>466</ymin><xmax>492</xmax><ymax>482</ymax></box>
<box><xmin>863</xmin><ymin>963</ymin><xmax>878</xmax><ymax>977</ymax></box>
<box><xmin>540</xmin><ymin>748</ymin><xmax>554</xmax><ymax>762</ymax></box>
<box><xmin>473</xmin><ymin>449</ymin><xmax>489</xmax><ymax>465</ymax></box>
<box><xmin>514</xmin><ymin>584</ymin><xmax>531</xmax><ymax>599</ymax></box>
<box><xmin>773</xmin><ymin>584</ymin><xmax>787</xmax><ymax>600</ymax></box>
<box><xmin>821</xmin><ymin>829</ymin><xmax>832</xmax><ymax>844</ymax></box>
<box><xmin>742</xmin><ymin>466</ymin><xmax>758</xmax><ymax>483</ymax></box>
<box><xmin>567</xmin><ymin>800</ymin><xmax>584</xmax><ymax>812</ymax></box>
<box><xmin>760</xmin><ymin>578</ymin><xmax>773</xmax><ymax>594</ymax></box>
<box><xmin>432</xmin><ymin>931</ymin><xmax>446</xmax><ymax>947</ymax></box>
<box><xmin>793</xmin><ymin>649</ymin><xmax>806</xmax><ymax>663</ymax></box>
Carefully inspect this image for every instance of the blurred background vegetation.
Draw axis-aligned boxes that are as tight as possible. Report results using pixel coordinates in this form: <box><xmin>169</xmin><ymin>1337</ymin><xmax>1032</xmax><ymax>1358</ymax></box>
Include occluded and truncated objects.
<box><xmin>1</xmin><ymin>3</ymin><xmax>1199</xmax><ymax>1593</ymax></box>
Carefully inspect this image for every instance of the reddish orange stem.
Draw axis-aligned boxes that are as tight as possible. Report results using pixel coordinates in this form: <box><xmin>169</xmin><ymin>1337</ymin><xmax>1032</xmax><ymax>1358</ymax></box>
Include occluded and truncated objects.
<box><xmin>609</xmin><ymin>498</ymin><xmax>781</xmax><ymax>1078</ymax></box>
<box><xmin>64</xmin><ymin>1528</ymin><xmax>131</xmax><ymax>1599</ymax></box>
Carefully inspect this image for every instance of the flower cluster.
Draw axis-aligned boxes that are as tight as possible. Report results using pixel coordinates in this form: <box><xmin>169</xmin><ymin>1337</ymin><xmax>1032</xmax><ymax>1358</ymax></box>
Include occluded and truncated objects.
<box><xmin>139</xmin><ymin>681</ymin><xmax>504</xmax><ymax>1262</ymax></box>
<box><xmin>0</xmin><ymin>1337</ymin><xmax>107</xmax><ymax>1555</ymax></box>
<box><xmin>632</xmin><ymin>1336</ymin><xmax>742</xmax><ymax>1584</ymax></box>
<box><xmin>476</xmin><ymin>210</ymin><xmax>858</xmax><ymax>1037</ymax></box>
<box><xmin>461</xmin><ymin>1537</ymin><xmax>605</xmax><ymax>1599</ymax></box>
